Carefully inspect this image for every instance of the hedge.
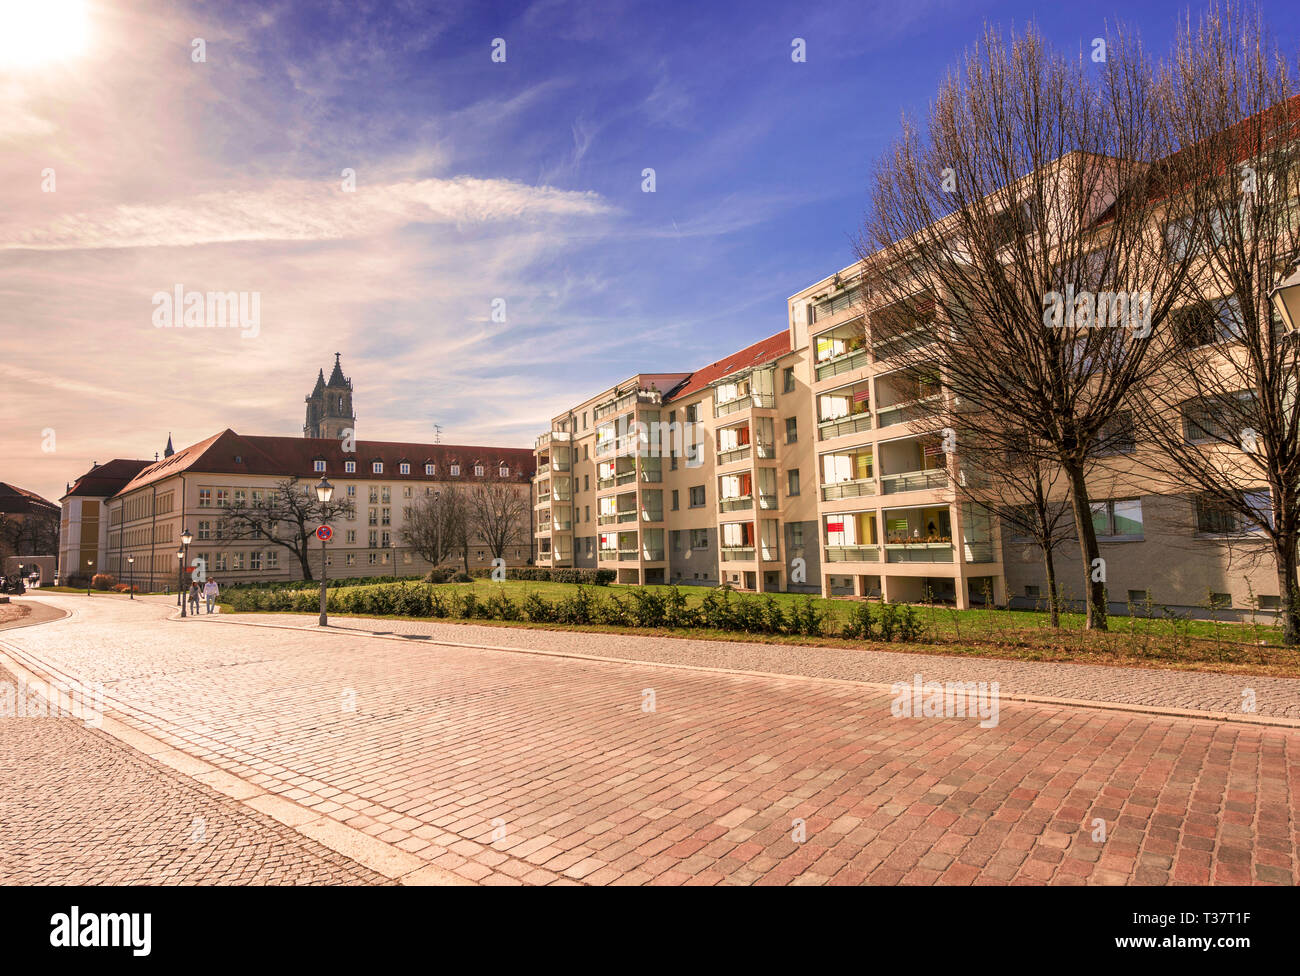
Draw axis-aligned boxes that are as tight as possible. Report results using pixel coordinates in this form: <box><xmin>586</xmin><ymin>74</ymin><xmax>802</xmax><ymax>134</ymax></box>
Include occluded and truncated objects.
<box><xmin>221</xmin><ymin>581</ymin><xmax>924</xmax><ymax>642</ymax></box>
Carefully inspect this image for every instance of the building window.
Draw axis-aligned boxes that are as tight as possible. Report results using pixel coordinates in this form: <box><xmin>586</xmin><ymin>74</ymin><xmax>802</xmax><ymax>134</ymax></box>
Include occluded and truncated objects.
<box><xmin>400</xmin><ymin>462</ymin><xmax>411</xmax><ymax>475</ymax></box>
<box><xmin>345</xmin><ymin>461</ymin><xmax>356</xmax><ymax>473</ymax></box>
<box><xmin>1195</xmin><ymin>492</ymin><xmax>1270</xmax><ymax>534</ymax></box>
<box><xmin>1090</xmin><ymin>498</ymin><xmax>1143</xmax><ymax>539</ymax></box>
<box><xmin>372</xmin><ymin>461</ymin><xmax>383</xmax><ymax>474</ymax></box>
<box><xmin>475</xmin><ymin>464</ymin><xmax>485</xmax><ymax>476</ymax></box>
<box><xmin>403</xmin><ymin>486</ymin><xmax>412</xmax><ymax>498</ymax></box>
<box><xmin>450</xmin><ymin>464</ymin><xmax>460</xmax><ymax>476</ymax></box>
<box><xmin>787</xmin><ymin>470</ymin><xmax>801</xmax><ymax>495</ymax></box>
<box><xmin>369</xmin><ymin>486</ymin><xmax>379</xmax><ymax>504</ymax></box>
<box><xmin>250</xmin><ymin>551</ymin><xmax>262</xmax><ymax>571</ymax></box>
<box><xmin>690</xmin><ymin>529</ymin><xmax>709</xmax><ymax>549</ymax></box>
<box><xmin>197</xmin><ymin>521</ymin><xmax>211</xmax><ymax>540</ymax></box>
<box><xmin>346</xmin><ymin>530</ymin><xmax>356</xmax><ymax>544</ymax></box>
<box><xmin>671</xmin><ymin>489</ymin><xmax>679</xmax><ymax>510</ymax></box>
<box><xmin>785</xmin><ymin>417</ymin><xmax>798</xmax><ymax>443</ymax></box>
<box><xmin>500</xmin><ymin>465</ymin><xmax>509</xmax><ymax>477</ymax></box>
<box><xmin>215</xmin><ymin>489</ymin><xmax>230</xmax><ymax>507</ymax></box>
<box><xmin>791</xmin><ymin>523</ymin><xmax>804</xmax><ymax>547</ymax></box>
<box><xmin>265</xmin><ymin>550</ymin><xmax>278</xmax><ymax>569</ymax></box>
<box><xmin>783</xmin><ymin>366</ymin><xmax>795</xmax><ymax>393</ymax></box>
<box><xmin>689</xmin><ymin>485</ymin><xmax>705</xmax><ymax>508</ymax></box>
<box><xmin>345</xmin><ymin>553</ymin><xmax>355</xmax><ymax>567</ymax></box>
<box><xmin>368</xmin><ymin>508</ymin><xmax>378</xmax><ymax>526</ymax></box>
<box><xmin>381</xmin><ymin>486</ymin><xmax>390</xmax><ymax>503</ymax></box>
<box><xmin>368</xmin><ymin>552</ymin><xmax>378</xmax><ymax>565</ymax></box>
<box><xmin>314</xmin><ymin>460</ymin><xmax>326</xmax><ymax>472</ymax></box>
<box><xmin>381</xmin><ymin>507</ymin><xmax>391</xmax><ymax>526</ymax></box>
<box><xmin>368</xmin><ymin>531</ymin><xmax>378</xmax><ymax>548</ymax></box>
<box><xmin>425</xmin><ymin>463</ymin><xmax>435</xmax><ymax>475</ymax></box>
<box><xmin>685</xmin><ymin>403</ymin><xmax>700</xmax><ymax>423</ymax></box>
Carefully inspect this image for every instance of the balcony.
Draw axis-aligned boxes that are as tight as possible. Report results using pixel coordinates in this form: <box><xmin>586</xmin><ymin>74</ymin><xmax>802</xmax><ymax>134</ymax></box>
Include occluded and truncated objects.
<box><xmin>820</xmin><ymin>478</ymin><xmax>876</xmax><ymax>501</ymax></box>
<box><xmin>641</xmin><ymin>508</ymin><xmax>664</xmax><ymax>523</ymax></box>
<box><xmin>818</xmin><ymin>413</ymin><xmax>873</xmax><ymax>440</ymax></box>
<box><xmin>618</xmin><ymin>549</ymin><xmax>639</xmax><ymax>561</ymax></box>
<box><xmin>884</xmin><ymin>542</ymin><xmax>954</xmax><ymax>563</ymax></box>
<box><xmin>825</xmin><ymin>545</ymin><xmax>881</xmax><ymax>562</ymax></box>
<box><xmin>720</xmin><ymin>546</ymin><xmax>755</xmax><ymax>561</ymax></box>
<box><xmin>876</xmin><ymin>393</ymin><xmax>941</xmax><ymax>429</ymax></box>
<box><xmin>757</xmin><ymin>492</ymin><xmax>778</xmax><ymax>510</ymax></box>
<box><xmin>536</xmin><ymin>492</ymin><xmax>551</xmax><ymax>506</ymax></box>
<box><xmin>642</xmin><ymin>548</ymin><xmax>666</xmax><ymax>561</ymax></box>
<box><xmin>815</xmin><ymin>347</ymin><xmax>869</xmax><ymax>383</ymax></box>
<box><xmin>964</xmin><ymin>542</ymin><xmax>996</xmax><ymax>563</ymax></box>
<box><xmin>880</xmin><ymin>469</ymin><xmax>948</xmax><ymax>495</ymax></box>
<box><xmin>717</xmin><ymin>445</ymin><xmax>752</xmax><ymax>465</ymax></box>
<box><xmin>535</xmin><ymin>430</ymin><xmax>571</xmax><ymax>450</ymax></box>
<box><xmin>716</xmin><ymin>392</ymin><xmax>775</xmax><ymax>417</ymax></box>
<box><xmin>719</xmin><ymin>496</ymin><xmax>754</xmax><ymax>513</ymax></box>
<box><xmin>536</xmin><ymin>462</ymin><xmax>551</xmax><ymax>477</ymax></box>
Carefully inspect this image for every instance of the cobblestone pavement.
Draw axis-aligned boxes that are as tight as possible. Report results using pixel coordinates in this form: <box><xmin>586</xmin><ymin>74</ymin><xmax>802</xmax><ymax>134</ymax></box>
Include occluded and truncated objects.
<box><xmin>0</xmin><ymin>661</ymin><xmax>390</xmax><ymax>885</ymax></box>
<box><xmin>214</xmin><ymin>608</ymin><xmax>1300</xmax><ymax>720</ymax></box>
<box><xmin>2</xmin><ymin>595</ymin><xmax>1296</xmax><ymax>885</ymax></box>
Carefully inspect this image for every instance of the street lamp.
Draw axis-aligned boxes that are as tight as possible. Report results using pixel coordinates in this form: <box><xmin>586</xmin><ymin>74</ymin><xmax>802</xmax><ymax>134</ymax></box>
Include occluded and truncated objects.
<box><xmin>1270</xmin><ymin>263</ymin><xmax>1300</xmax><ymax>332</ymax></box>
<box><xmin>127</xmin><ymin>556</ymin><xmax>135</xmax><ymax>600</ymax></box>
<box><xmin>315</xmin><ymin>476</ymin><xmax>334</xmax><ymax>627</ymax></box>
<box><xmin>86</xmin><ymin>559</ymin><xmax>93</xmax><ymax>596</ymax></box>
<box><xmin>176</xmin><ymin>550</ymin><xmax>185</xmax><ymax>615</ymax></box>
<box><xmin>180</xmin><ymin>528</ymin><xmax>193</xmax><ymax>617</ymax></box>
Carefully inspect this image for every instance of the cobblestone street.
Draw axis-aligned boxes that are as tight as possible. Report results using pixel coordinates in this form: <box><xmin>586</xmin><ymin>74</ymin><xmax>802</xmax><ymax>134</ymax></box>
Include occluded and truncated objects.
<box><xmin>1</xmin><ymin>594</ymin><xmax>1296</xmax><ymax>885</ymax></box>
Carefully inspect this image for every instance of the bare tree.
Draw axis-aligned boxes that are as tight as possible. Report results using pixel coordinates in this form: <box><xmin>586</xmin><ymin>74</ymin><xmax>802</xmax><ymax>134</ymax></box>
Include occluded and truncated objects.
<box><xmin>402</xmin><ymin>486</ymin><xmax>467</xmax><ymax>570</ymax></box>
<box><xmin>1134</xmin><ymin>3</ymin><xmax>1300</xmax><ymax>642</ymax></box>
<box><xmin>0</xmin><ymin>510</ymin><xmax>58</xmax><ymax>559</ymax></box>
<box><xmin>956</xmin><ymin>425</ymin><xmax>1079</xmax><ymax>626</ymax></box>
<box><xmin>223</xmin><ymin>478</ymin><xmax>354</xmax><ymax>581</ymax></box>
<box><xmin>466</xmin><ymin>482</ymin><xmax>529</xmax><ymax>564</ymax></box>
<box><xmin>858</xmin><ymin>22</ymin><xmax>1202</xmax><ymax>629</ymax></box>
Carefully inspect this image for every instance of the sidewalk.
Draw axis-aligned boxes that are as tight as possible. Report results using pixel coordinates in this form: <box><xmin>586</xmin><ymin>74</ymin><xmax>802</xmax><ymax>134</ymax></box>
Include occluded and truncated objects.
<box><xmin>205</xmin><ymin>610</ymin><xmax>1300</xmax><ymax>721</ymax></box>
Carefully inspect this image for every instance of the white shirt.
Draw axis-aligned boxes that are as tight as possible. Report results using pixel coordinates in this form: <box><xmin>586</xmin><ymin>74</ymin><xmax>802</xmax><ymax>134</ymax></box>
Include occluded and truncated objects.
<box><xmin>203</xmin><ymin>581</ymin><xmax>218</xmax><ymax>596</ymax></box>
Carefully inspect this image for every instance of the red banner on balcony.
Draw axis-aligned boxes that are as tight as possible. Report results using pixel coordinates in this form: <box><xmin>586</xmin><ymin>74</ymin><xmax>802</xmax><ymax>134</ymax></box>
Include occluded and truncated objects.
<box><xmin>826</xmin><ymin>521</ymin><xmax>844</xmax><ymax>533</ymax></box>
<box><xmin>853</xmin><ymin>389</ymin><xmax>870</xmax><ymax>402</ymax></box>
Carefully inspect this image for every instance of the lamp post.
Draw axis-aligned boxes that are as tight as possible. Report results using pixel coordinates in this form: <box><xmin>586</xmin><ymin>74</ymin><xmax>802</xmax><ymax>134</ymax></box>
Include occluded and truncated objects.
<box><xmin>127</xmin><ymin>556</ymin><xmax>135</xmax><ymax>600</ymax></box>
<box><xmin>180</xmin><ymin>528</ymin><xmax>193</xmax><ymax>617</ymax></box>
<box><xmin>315</xmin><ymin>476</ymin><xmax>334</xmax><ymax>626</ymax></box>
<box><xmin>176</xmin><ymin>550</ymin><xmax>185</xmax><ymax>614</ymax></box>
<box><xmin>1270</xmin><ymin>263</ymin><xmax>1300</xmax><ymax>333</ymax></box>
<box><xmin>86</xmin><ymin>559</ymin><xmax>93</xmax><ymax>596</ymax></box>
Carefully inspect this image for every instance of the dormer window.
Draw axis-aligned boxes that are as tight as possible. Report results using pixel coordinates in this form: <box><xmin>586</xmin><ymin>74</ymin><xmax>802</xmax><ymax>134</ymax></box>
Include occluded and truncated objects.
<box><xmin>313</xmin><ymin>459</ymin><xmax>326</xmax><ymax>473</ymax></box>
<box><xmin>345</xmin><ymin>461</ymin><xmax>356</xmax><ymax>473</ymax></box>
<box><xmin>424</xmin><ymin>463</ymin><xmax>435</xmax><ymax>476</ymax></box>
<box><xmin>400</xmin><ymin>462</ymin><xmax>411</xmax><ymax>475</ymax></box>
<box><xmin>474</xmin><ymin>464</ymin><xmax>485</xmax><ymax>477</ymax></box>
<box><xmin>499</xmin><ymin>465</ymin><xmax>509</xmax><ymax>477</ymax></box>
<box><xmin>450</xmin><ymin>464</ymin><xmax>460</xmax><ymax>477</ymax></box>
<box><xmin>372</xmin><ymin>461</ymin><xmax>383</xmax><ymax>474</ymax></box>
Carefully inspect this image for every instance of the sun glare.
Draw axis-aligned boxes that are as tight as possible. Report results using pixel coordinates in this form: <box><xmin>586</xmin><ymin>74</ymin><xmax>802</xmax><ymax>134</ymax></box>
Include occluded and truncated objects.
<box><xmin>0</xmin><ymin>0</ymin><xmax>91</xmax><ymax>70</ymax></box>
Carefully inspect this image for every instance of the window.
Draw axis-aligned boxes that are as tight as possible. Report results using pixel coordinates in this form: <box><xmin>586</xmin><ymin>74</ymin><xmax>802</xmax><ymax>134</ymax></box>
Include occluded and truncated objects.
<box><xmin>787</xmin><ymin>470</ymin><xmax>801</xmax><ymax>496</ymax></box>
<box><xmin>671</xmin><ymin>530</ymin><xmax>683</xmax><ymax>551</ymax></box>
<box><xmin>345</xmin><ymin>461</ymin><xmax>356</xmax><ymax>473</ymax></box>
<box><xmin>346</xmin><ymin>484</ymin><xmax>356</xmax><ymax>498</ymax></box>
<box><xmin>213</xmin><ymin>552</ymin><xmax>227</xmax><ymax>571</ymax></box>
<box><xmin>250</xmin><ymin>551</ymin><xmax>262</xmax><ymax>571</ymax></box>
<box><xmin>1025</xmin><ymin>585</ymin><xmax>1040</xmax><ymax>598</ymax></box>
<box><xmin>346</xmin><ymin>530</ymin><xmax>356</xmax><ymax>544</ymax></box>
<box><xmin>368</xmin><ymin>486</ymin><xmax>379</xmax><ymax>504</ymax></box>
<box><xmin>381</xmin><ymin>507</ymin><xmax>391</xmax><ymax>526</ymax></box>
<box><xmin>1098</xmin><ymin>411</ymin><xmax>1135</xmax><ymax>456</ymax></box>
<box><xmin>475</xmin><ymin>464</ymin><xmax>485</xmax><ymax>477</ymax></box>
<box><xmin>790</xmin><ymin>523</ymin><xmax>804</xmax><ymax>547</ymax></box>
<box><xmin>783</xmin><ymin>366</ymin><xmax>795</xmax><ymax>393</ymax></box>
<box><xmin>785</xmin><ymin>417</ymin><xmax>798</xmax><ymax>443</ymax></box>
<box><xmin>671</xmin><ymin>489</ymin><xmax>679</xmax><ymax>510</ymax></box>
<box><xmin>372</xmin><ymin>461</ymin><xmax>383</xmax><ymax>474</ymax></box>
<box><xmin>198</xmin><ymin>488</ymin><xmax>211</xmax><ymax>507</ymax></box>
<box><xmin>583</xmin><ymin>445</ymin><xmax>589</xmax><ymax>460</ymax></box>
<box><xmin>400</xmin><ymin>462</ymin><xmax>410</xmax><ymax>475</ymax></box>
<box><xmin>265</xmin><ymin>551</ymin><xmax>278</xmax><ymax>569</ymax></box>
<box><xmin>1172</xmin><ymin>296</ymin><xmax>1243</xmax><ymax>348</ymax></box>
<box><xmin>691</xmin><ymin>529</ymin><xmax>709</xmax><ymax>549</ymax></box>
<box><xmin>381</xmin><ymin>486</ymin><xmax>390</xmax><ymax>503</ymax></box>
<box><xmin>403</xmin><ymin>486</ymin><xmax>412</xmax><ymax>498</ymax></box>
<box><xmin>1127</xmin><ymin>589</ymin><xmax>1150</xmax><ymax>604</ymax></box>
<box><xmin>215</xmin><ymin>489</ymin><xmax>230</xmax><ymax>507</ymax></box>
<box><xmin>314</xmin><ymin>459</ymin><xmax>326</xmax><ymax>472</ymax></box>
<box><xmin>689</xmin><ymin>485</ymin><xmax>705</xmax><ymax>508</ymax></box>
<box><xmin>685</xmin><ymin>403</ymin><xmax>700</xmax><ymax>423</ymax></box>
<box><xmin>1090</xmin><ymin>498</ymin><xmax>1143</xmax><ymax>539</ymax></box>
<box><xmin>368</xmin><ymin>508</ymin><xmax>378</xmax><ymax>526</ymax></box>
<box><xmin>1183</xmin><ymin>392</ymin><xmax>1254</xmax><ymax>444</ymax></box>
<box><xmin>500</xmin><ymin>466</ymin><xmax>509</xmax><ymax>477</ymax></box>
<box><xmin>450</xmin><ymin>464</ymin><xmax>460</xmax><ymax>477</ymax></box>
<box><xmin>345</xmin><ymin>553</ymin><xmax>355</xmax><ymax>567</ymax></box>
<box><xmin>1196</xmin><ymin>492</ymin><xmax>1271</xmax><ymax>534</ymax></box>
<box><xmin>425</xmin><ymin>463</ymin><xmax>435</xmax><ymax>475</ymax></box>
<box><xmin>368</xmin><ymin>531</ymin><xmax>378</xmax><ymax>548</ymax></box>
<box><xmin>197</xmin><ymin>521</ymin><xmax>211</xmax><ymax>540</ymax></box>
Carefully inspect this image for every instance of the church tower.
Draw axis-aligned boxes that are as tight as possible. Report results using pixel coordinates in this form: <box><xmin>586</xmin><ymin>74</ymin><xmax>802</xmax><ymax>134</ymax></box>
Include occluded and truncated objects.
<box><xmin>304</xmin><ymin>353</ymin><xmax>356</xmax><ymax>440</ymax></box>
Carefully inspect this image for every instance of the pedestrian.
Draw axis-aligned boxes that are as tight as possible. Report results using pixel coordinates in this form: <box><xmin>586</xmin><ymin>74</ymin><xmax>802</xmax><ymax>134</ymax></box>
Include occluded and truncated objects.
<box><xmin>204</xmin><ymin>577</ymin><xmax>219</xmax><ymax>614</ymax></box>
<box><xmin>188</xmin><ymin>579</ymin><xmax>201</xmax><ymax>614</ymax></box>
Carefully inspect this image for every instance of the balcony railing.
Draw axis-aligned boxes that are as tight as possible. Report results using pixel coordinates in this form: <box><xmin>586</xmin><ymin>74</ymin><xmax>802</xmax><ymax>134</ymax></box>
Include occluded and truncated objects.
<box><xmin>717</xmin><ymin>445</ymin><xmax>752</xmax><ymax>465</ymax></box>
<box><xmin>552</xmin><ymin>520</ymin><xmax>572</xmax><ymax>532</ymax></box>
<box><xmin>964</xmin><ymin>542</ymin><xmax>996</xmax><ymax>563</ymax></box>
<box><xmin>598</xmin><ymin>513</ymin><xmax>617</xmax><ymax>525</ymax></box>
<box><xmin>719</xmin><ymin>496</ymin><xmax>754</xmax><ymax>513</ymax></box>
<box><xmin>876</xmin><ymin>394</ymin><xmax>941</xmax><ymax>429</ymax></box>
<box><xmin>642</xmin><ymin>549</ymin><xmax>665</xmax><ymax>561</ymax></box>
<box><xmin>536</xmin><ymin>493</ymin><xmax>551</xmax><ymax>504</ymax></box>
<box><xmin>825</xmin><ymin>545</ymin><xmax>881</xmax><ymax>563</ymax></box>
<box><xmin>880</xmin><ymin>469</ymin><xmax>948</xmax><ymax>494</ymax></box>
<box><xmin>757</xmin><ymin>493</ymin><xmax>778</xmax><ymax>510</ymax></box>
<box><xmin>641</xmin><ymin>510</ymin><xmax>664</xmax><ymax>523</ymax></box>
<box><xmin>873</xmin><ymin>325</ymin><xmax>934</xmax><ymax>362</ymax></box>
<box><xmin>820</xmin><ymin>478</ymin><xmax>876</xmax><ymax>501</ymax></box>
<box><xmin>755</xmin><ymin>442</ymin><xmax>776</xmax><ymax>459</ymax></box>
<box><xmin>818</xmin><ymin>413</ymin><xmax>873</xmax><ymax>440</ymax></box>
<box><xmin>885</xmin><ymin>543</ymin><xmax>954</xmax><ymax>563</ymax></box>
<box><xmin>715</xmin><ymin>393</ymin><xmax>775</xmax><ymax>417</ymax></box>
<box><xmin>617</xmin><ymin>511</ymin><xmax>637</xmax><ymax>523</ymax></box>
<box><xmin>720</xmin><ymin>546</ymin><xmax>755</xmax><ymax>561</ymax></box>
<box><xmin>618</xmin><ymin>549</ymin><xmax>639</xmax><ymax>561</ymax></box>
<box><xmin>536</xmin><ymin>462</ymin><xmax>551</xmax><ymax>477</ymax></box>
<box><xmin>815</xmin><ymin>347</ymin><xmax>869</xmax><ymax>382</ymax></box>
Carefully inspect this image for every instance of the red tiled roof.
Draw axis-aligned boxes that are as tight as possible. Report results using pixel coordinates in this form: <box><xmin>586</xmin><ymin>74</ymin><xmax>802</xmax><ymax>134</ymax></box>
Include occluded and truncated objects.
<box><xmin>663</xmin><ymin>330</ymin><xmax>792</xmax><ymax>403</ymax></box>
<box><xmin>0</xmin><ymin>482</ymin><xmax>60</xmax><ymax>514</ymax></box>
<box><xmin>116</xmin><ymin>430</ymin><xmax>536</xmax><ymax>496</ymax></box>
<box><xmin>62</xmin><ymin>460</ymin><xmax>153</xmax><ymax>501</ymax></box>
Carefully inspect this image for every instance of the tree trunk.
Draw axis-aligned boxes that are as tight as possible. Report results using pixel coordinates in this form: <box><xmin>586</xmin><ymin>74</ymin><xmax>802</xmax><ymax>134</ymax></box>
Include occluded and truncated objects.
<box><xmin>297</xmin><ymin>544</ymin><xmax>314</xmax><ymax>582</ymax></box>
<box><xmin>1274</xmin><ymin>536</ymin><xmax>1299</xmax><ymax>646</ymax></box>
<box><xmin>1042</xmin><ymin>544</ymin><xmax>1060</xmax><ymax>628</ymax></box>
<box><xmin>1063</xmin><ymin>460</ymin><xmax>1107</xmax><ymax>631</ymax></box>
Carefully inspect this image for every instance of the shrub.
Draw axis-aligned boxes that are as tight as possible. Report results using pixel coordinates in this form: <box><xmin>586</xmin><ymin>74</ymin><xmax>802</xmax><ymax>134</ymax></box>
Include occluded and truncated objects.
<box><xmin>597</xmin><ymin>593</ymin><xmax>632</xmax><ymax>626</ymax></box>
<box><xmin>556</xmin><ymin>587</ymin><xmax>597</xmax><ymax>625</ymax></box>
<box><xmin>453</xmin><ymin>572</ymin><xmax>473</xmax><ymax>583</ymax></box>
<box><xmin>841</xmin><ymin>601</ymin><xmax>875</xmax><ymax>640</ymax></box>
<box><xmin>877</xmin><ymin>602</ymin><xmax>899</xmax><ymax>642</ymax></box>
<box><xmin>762</xmin><ymin>596</ymin><xmax>788</xmax><ymax>635</ymax></box>
<box><xmin>791</xmin><ymin>596</ymin><xmax>824</xmax><ymax>636</ymax></box>
<box><xmin>898</xmin><ymin>604</ymin><xmax>924</xmax><ymax>642</ymax></box>
<box><xmin>700</xmin><ymin>588</ymin><xmax>735</xmax><ymax>631</ymax></box>
<box><xmin>663</xmin><ymin>587</ymin><xmax>698</xmax><ymax>629</ymax></box>
<box><xmin>90</xmin><ymin>573</ymin><xmax>117</xmax><ymax>591</ymax></box>
<box><xmin>628</xmin><ymin>588</ymin><xmax>667</xmax><ymax>628</ymax></box>
<box><xmin>423</xmin><ymin>567</ymin><xmax>456</xmax><ymax>584</ymax></box>
<box><xmin>521</xmin><ymin>591</ymin><xmax>556</xmax><ymax>623</ymax></box>
<box><xmin>732</xmin><ymin>596</ymin><xmax>767</xmax><ymax>634</ymax></box>
<box><xmin>485</xmin><ymin>588</ymin><xmax>521</xmax><ymax>620</ymax></box>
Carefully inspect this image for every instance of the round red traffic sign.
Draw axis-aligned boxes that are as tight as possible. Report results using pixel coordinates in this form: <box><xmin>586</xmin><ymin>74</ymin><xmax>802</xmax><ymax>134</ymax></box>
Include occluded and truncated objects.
<box><xmin>316</xmin><ymin>525</ymin><xmax>333</xmax><ymax>542</ymax></box>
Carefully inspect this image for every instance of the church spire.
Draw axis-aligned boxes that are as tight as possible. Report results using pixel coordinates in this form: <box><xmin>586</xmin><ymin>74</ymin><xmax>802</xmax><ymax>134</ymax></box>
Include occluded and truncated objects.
<box><xmin>327</xmin><ymin>352</ymin><xmax>348</xmax><ymax>388</ymax></box>
<box><xmin>164</xmin><ymin>433</ymin><xmax>175</xmax><ymax>458</ymax></box>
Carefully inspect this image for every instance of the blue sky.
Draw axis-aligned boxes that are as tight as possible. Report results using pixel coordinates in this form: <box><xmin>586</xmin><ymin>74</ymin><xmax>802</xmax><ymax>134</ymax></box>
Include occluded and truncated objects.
<box><xmin>4</xmin><ymin>0</ymin><xmax>1300</xmax><ymax>502</ymax></box>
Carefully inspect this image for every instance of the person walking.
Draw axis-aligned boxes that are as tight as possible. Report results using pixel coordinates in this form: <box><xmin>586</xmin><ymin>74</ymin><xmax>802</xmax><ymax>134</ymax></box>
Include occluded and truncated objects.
<box><xmin>188</xmin><ymin>580</ymin><xmax>201</xmax><ymax>615</ymax></box>
<box><xmin>203</xmin><ymin>577</ymin><xmax>219</xmax><ymax>614</ymax></box>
